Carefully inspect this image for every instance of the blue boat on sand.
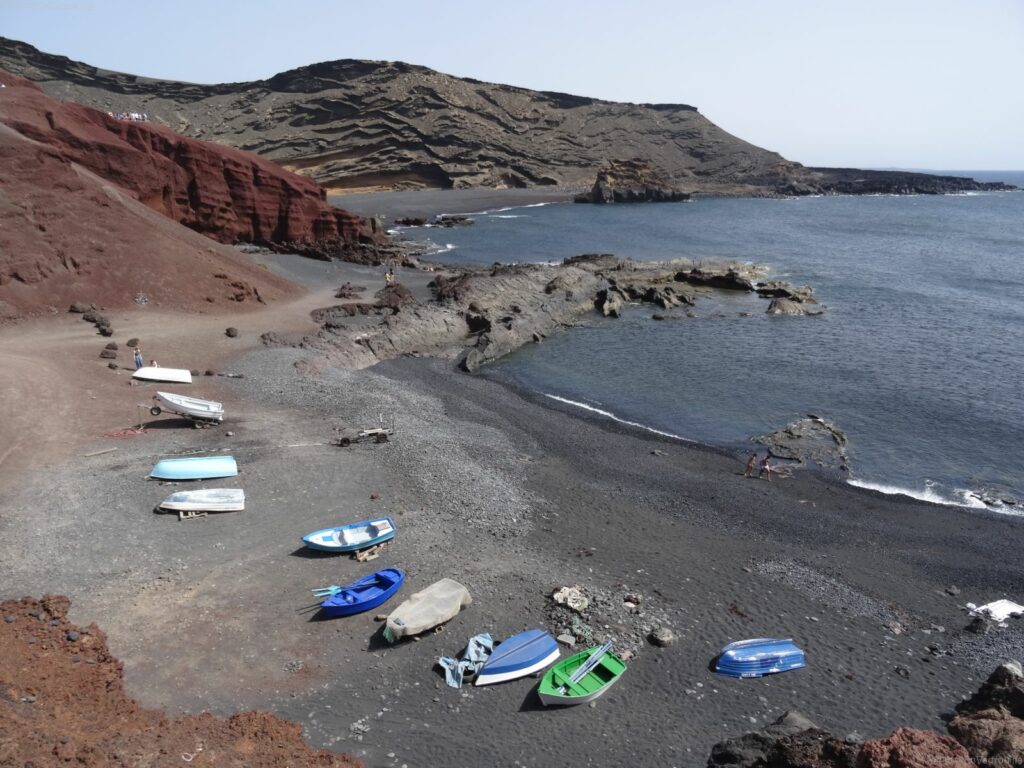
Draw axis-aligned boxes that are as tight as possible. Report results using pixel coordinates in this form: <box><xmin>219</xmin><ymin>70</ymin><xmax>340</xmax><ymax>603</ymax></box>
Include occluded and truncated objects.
<box><xmin>316</xmin><ymin>568</ymin><xmax>405</xmax><ymax>618</ymax></box>
<box><xmin>302</xmin><ymin>517</ymin><xmax>395</xmax><ymax>553</ymax></box>
<box><xmin>149</xmin><ymin>455</ymin><xmax>238</xmax><ymax>481</ymax></box>
<box><xmin>475</xmin><ymin>629</ymin><xmax>561</xmax><ymax>686</ymax></box>
<box><xmin>714</xmin><ymin>638</ymin><xmax>806</xmax><ymax>678</ymax></box>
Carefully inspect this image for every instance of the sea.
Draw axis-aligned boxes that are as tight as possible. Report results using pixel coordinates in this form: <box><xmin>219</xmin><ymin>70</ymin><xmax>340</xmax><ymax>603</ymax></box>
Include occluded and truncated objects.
<box><xmin>410</xmin><ymin>171</ymin><xmax>1024</xmax><ymax>512</ymax></box>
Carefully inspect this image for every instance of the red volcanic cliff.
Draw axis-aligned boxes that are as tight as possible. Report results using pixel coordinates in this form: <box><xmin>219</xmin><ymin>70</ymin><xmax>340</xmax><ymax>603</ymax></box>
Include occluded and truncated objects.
<box><xmin>0</xmin><ymin>72</ymin><xmax>383</xmax><ymax>250</ymax></box>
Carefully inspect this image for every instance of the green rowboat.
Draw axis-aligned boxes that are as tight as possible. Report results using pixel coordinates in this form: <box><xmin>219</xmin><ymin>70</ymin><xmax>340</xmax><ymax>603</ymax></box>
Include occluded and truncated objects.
<box><xmin>537</xmin><ymin>643</ymin><xmax>626</xmax><ymax>706</ymax></box>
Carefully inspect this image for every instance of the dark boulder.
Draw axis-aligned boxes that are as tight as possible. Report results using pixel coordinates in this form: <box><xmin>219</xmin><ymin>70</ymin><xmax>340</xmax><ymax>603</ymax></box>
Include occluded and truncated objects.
<box><xmin>99</xmin><ymin>349</ymin><xmax>117</xmax><ymax>360</ymax></box>
<box><xmin>947</xmin><ymin>661</ymin><xmax>1024</xmax><ymax>767</ymax></box>
<box><xmin>225</xmin><ymin>327</ymin><xmax>239</xmax><ymax>338</ymax></box>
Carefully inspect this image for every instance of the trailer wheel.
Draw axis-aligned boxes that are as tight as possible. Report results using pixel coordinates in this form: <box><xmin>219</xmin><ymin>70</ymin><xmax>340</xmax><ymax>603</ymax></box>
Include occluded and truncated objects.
<box><xmin>375</xmin><ymin>433</ymin><xmax>388</xmax><ymax>443</ymax></box>
<box><xmin>338</xmin><ymin>437</ymin><xmax>351</xmax><ymax>447</ymax></box>
<box><xmin>149</xmin><ymin>406</ymin><xmax>162</xmax><ymax>416</ymax></box>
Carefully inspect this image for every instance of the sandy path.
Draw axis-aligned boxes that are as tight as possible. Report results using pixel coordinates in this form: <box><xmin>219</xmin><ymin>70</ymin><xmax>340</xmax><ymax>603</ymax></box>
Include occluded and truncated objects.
<box><xmin>0</xmin><ymin>269</ymin><xmax>331</xmax><ymax>490</ymax></box>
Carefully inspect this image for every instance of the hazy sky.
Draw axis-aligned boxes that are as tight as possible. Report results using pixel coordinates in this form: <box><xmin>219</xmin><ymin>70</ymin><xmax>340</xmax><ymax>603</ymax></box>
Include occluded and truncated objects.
<box><xmin>3</xmin><ymin>0</ymin><xmax>1022</xmax><ymax>169</ymax></box>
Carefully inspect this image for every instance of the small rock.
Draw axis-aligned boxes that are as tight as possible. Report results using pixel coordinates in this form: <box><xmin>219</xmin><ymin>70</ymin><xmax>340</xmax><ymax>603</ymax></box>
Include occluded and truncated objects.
<box><xmin>556</xmin><ymin>634</ymin><xmax>576</xmax><ymax>647</ymax></box>
<box><xmin>104</xmin><ymin>342</ymin><xmax>119</xmax><ymax>350</ymax></box>
<box><xmin>284</xmin><ymin>659</ymin><xmax>304</xmax><ymax>673</ymax></box>
<box><xmin>945</xmin><ymin>585</ymin><xmax>961</xmax><ymax>596</ymax></box>
<box><xmin>107</xmin><ymin>362</ymin><xmax>118</xmax><ymax>370</ymax></box>
<box><xmin>225</xmin><ymin>327</ymin><xmax>239</xmax><ymax>338</ymax></box>
<box><xmin>27</xmin><ymin>610</ymin><xmax>41</xmax><ymax>619</ymax></box>
<box><xmin>98</xmin><ymin>326</ymin><xmax>114</xmax><ymax>337</ymax></box>
<box><xmin>648</xmin><ymin>627</ymin><xmax>676</xmax><ymax>647</ymax></box>
<box><xmin>205</xmin><ymin>370</ymin><xmax>216</xmax><ymax>376</ymax></box>
<box><xmin>619</xmin><ymin>650</ymin><xmax>636</xmax><ymax>662</ymax></box>
<box><xmin>3</xmin><ymin>614</ymin><xmax>14</xmax><ymax>623</ymax></box>
<box><xmin>21</xmin><ymin>694</ymin><xmax>36</xmax><ymax>703</ymax></box>
<box><xmin>99</xmin><ymin>349</ymin><xmax>117</xmax><ymax>360</ymax></box>
<box><xmin>126</xmin><ymin>338</ymin><xmax>139</xmax><ymax>348</ymax></box>
<box><xmin>374</xmin><ymin>614</ymin><xmax>388</xmax><ymax>622</ymax></box>
<box><xmin>845</xmin><ymin>731</ymin><xmax>865</xmax><ymax>744</ymax></box>
<box><xmin>624</xmin><ymin>593</ymin><xmax>642</xmax><ymax>605</ymax></box>
<box><xmin>650</xmin><ymin>449</ymin><xmax>667</xmax><ymax>456</ymax></box>
<box><xmin>370</xmin><ymin>492</ymin><xmax>380</xmax><ymax>500</ymax></box>
<box><xmin>68</xmin><ymin>302</ymin><xmax>92</xmax><ymax>313</ymax></box>
<box><xmin>225</xmin><ymin>431</ymin><xmax>234</xmax><ymax>437</ymax></box>
<box><xmin>894</xmin><ymin>665</ymin><xmax>910</xmax><ymax>678</ymax></box>
<box><xmin>930</xmin><ymin>624</ymin><xmax>946</xmax><ymax>633</ymax></box>
<box><xmin>65</xmin><ymin>631</ymin><xmax>80</xmax><ymax>642</ymax></box>
<box><xmin>652</xmin><ymin>313</ymin><xmax>667</xmax><ymax>320</ymax></box>
<box><xmin>966</xmin><ymin>616</ymin><xmax>992</xmax><ymax>635</ymax></box>
<box><xmin>189</xmin><ymin>369</ymin><xmax>200</xmax><ymax>376</ymax></box>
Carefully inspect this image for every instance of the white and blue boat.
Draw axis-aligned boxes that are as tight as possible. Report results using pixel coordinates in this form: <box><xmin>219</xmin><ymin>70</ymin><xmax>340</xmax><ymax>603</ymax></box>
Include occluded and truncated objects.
<box><xmin>302</xmin><ymin>517</ymin><xmax>395</xmax><ymax>553</ymax></box>
<box><xmin>475</xmin><ymin>629</ymin><xmax>561</xmax><ymax>686</ymax></box>
<box><xmin>714</xmin><ymin>637</ymin><xmax>806</xmax><ymax>678</ymax></box>
<box><xmin>315</xmin><ymin>568</ymin><xmax>405</xmax><ymax>618</ymax></box>
<box><xmin>149</xmin><ymin>455</ymin><xmax>238</xmax><ymax>481</ymax></box>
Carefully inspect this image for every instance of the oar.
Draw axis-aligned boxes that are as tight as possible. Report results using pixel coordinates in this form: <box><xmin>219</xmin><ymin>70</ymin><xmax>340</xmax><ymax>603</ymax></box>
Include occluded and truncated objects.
<box><xmin>312</xmin><ymin>585</ymin><xmax>343</xmax><ymax>597</ymax></box>
<box><xmin>559</xmin><ymin>641</ymin><xmax>613</xmax><ymax>694</ymax></box>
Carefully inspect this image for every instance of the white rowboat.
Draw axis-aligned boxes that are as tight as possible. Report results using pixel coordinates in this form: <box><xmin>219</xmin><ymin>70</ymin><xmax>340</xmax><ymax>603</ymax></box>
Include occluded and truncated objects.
<box><xmin>152</xmin><ymin>391</ymin><xmax>224</xmax><ymax>422</ymax></box>
<box><xmin>159</xmin><ymin>488</ymin><xmax>245</xmax><ymax>513</ymax></box>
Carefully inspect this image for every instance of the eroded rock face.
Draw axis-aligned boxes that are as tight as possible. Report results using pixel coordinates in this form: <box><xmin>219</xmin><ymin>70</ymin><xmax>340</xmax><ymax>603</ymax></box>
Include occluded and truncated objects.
<box><xmin>0</xmin><ymin>72</ymin><xmax>383</xmax><ymax>254</ymax></box>
<box><xmin>859</xmin><ymin>728</ymin><xmax>974</xmax><ymax>768</ymax></box>
<box><xmin>948</xmin><ymin>661</ymin><xmax>1024</xmax><ymax>767</ymax></box>
<box><xmin>574</xmin><ymin>159</ymin><xmax>691</xmax><ymax>203</ymax></box>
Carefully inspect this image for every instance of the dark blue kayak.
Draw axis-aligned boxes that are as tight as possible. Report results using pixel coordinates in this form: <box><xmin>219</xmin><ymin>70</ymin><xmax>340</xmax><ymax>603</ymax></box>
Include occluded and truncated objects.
<box><xmin>475</xmin><ymin>628</ymin><xmax>561</xmax><ymax>686</ymax></box>
<box><xmin>714</xmin><ymin>637</ymin><xmax>806</xmax><ymax>678</ymax></box>
<box><xmin>319</xmin><ymin>568</ymin><xmax>405</xmax><ymax>618</ymax></box>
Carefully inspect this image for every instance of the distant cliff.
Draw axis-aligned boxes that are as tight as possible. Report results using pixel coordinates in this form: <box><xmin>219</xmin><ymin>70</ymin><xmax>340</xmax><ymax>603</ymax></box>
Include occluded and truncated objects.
<box><xmin>0</xmin><ymin>37</ymin><xmax>1015</xmax><ymax>197</ymax></box>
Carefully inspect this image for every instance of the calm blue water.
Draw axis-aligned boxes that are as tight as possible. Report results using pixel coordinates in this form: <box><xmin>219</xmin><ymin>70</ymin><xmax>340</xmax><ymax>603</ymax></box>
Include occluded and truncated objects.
<box><xmin>416</xmin><ymin>174</ymin><xmax>1024</xmax><ymax>509</ymax></box>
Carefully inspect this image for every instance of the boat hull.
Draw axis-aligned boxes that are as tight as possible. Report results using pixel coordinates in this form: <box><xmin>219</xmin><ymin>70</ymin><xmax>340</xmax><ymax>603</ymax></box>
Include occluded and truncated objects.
<box><xmin>536</xmin><ymin>646</ymin><xmax>626</xmax><ymax>706</ymax></box>
<box><xmin>153</xmin><ymin>391</ymin><xmax>224</xmax><ymax>421</ymax></box>
<box><xmin>149</xmin><ymin>455</ymin><xmax>238</xmax><ymax>480</ymax></box>
<box><xmin>475</xmin><ymin>629</ymin><xmax>561</xmax><ymax>686</ymax></box>
<box><xmin>159</xmin><ymin>488</ymin><xmax>244</xmax><ymax>512</ymax></box>
<box><xmin>320</xmin><ymin>568</ymin><xmax>405</xmax><ymax>617</ymax></box>
<box><xmin>714</xmin><ymin>638</ymin><xmax>807</xmax><ymax>678</ymax></box>
<box><xmin>302</xmin><ymin>517</ymin><xmax>395</xmax><ymax>552</ymax></box>
<box><xmin>133</xmin><ymin>367</ymin><xmax>192</xmax><ymax>384</ymax></box>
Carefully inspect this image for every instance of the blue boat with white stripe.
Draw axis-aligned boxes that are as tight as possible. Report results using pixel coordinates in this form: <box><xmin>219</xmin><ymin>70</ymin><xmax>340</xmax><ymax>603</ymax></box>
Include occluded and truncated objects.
<box><xmin>714</xmin><ymin>637</ymin><xmax>806</xmax><ymax>678</ymax></box>
<box><xmin>314</xmin><ymin>568</ymin><xmax>405</xmax><ymax>618</ymax></box>
<box><xmin>302</xmin><ymin>517</ymin><xmax>395</xmax><ymax>553</ymax></box>
<box><xmin>149</xmin><ymin>455</ymin><xmax>238</xmax><ymax>480</ymax></box>
<box><xmin>474</xmin><ymin>629</ymin><xmax>561</xmax><ymax>686</ymax></box>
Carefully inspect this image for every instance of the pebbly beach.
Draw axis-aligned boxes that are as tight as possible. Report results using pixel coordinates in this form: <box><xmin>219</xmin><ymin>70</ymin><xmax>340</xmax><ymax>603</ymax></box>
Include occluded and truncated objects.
<box><xmin>2</xmin><ymin>243</ymin><xmax>1023</xmax><ymax>767</ymax></box>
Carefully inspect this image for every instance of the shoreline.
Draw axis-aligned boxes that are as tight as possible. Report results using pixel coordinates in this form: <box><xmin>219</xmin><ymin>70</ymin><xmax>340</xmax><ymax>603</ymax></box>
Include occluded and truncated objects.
<box><xmin>2</xmin><ymin>308</ymin><xmax>1024</xmax><ymax>766</ymax></box>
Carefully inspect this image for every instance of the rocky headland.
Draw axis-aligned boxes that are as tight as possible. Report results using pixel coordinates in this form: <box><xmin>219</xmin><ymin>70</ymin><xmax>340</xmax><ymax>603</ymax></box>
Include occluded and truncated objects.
<box><xmin>273</xmin><ymin>254</ymin><xmax>823</xmax><ymax>370</ymax></box>
<box><xmin>1</xmin><ymin>37</ymin><xmax>1014</xmax><ymax>197</ymax></box>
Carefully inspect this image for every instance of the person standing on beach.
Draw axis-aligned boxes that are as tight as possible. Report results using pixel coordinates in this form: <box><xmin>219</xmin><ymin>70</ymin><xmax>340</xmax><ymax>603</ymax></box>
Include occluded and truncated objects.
<box><xmin>133</xmin><ymin>348</ymin><xmax>144</xmax><ymax>370</ymax></box>
<box><xmin>744</xmin><ymin>451</ymin><xmax>758</xmax><ymax>477</ymax></box>
<box><xmin>759</xmin><ymin>455</ymin><xmax>773</xmax><ymax>482</ymax></box>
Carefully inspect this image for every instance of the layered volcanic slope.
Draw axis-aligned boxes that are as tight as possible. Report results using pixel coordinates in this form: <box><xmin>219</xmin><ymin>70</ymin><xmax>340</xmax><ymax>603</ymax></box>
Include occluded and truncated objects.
<box><xmin>0</xmin><ymin>72</ymin><xmax>384</xmax><ymax>318</ymax></box>
<box><xmin>0</xmin><ymin>36</ymin><xmax>807</xmax><ymax>193</ymax></box>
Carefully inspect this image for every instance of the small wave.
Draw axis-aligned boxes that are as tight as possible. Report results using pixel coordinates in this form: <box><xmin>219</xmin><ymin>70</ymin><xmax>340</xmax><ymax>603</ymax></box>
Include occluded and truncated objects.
<box><xmin>847</xmin><ymin>478</ymin><xmax>995</xmax><ymax>510</ymax></box>
<box><xmin>543</xmin><ymin>393</ymin><xmax>695</xmax><ymax>442</ymax></box>
<box><xmin>421</xmin><ymin>242</ymin><xmax>458</xmax><ymax>256</ymax></box>
<box><xmin>490</xmin><ymin>214</ymin><xmax>526</xmax><ymax>219</ymax></box>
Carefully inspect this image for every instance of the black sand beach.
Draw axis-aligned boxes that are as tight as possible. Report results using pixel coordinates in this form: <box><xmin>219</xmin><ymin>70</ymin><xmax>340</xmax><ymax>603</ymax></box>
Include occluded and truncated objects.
<box><xmin>2</xmin><ymin>286</ymin><xmax>1023</xmax><ymax>767</ymax></box>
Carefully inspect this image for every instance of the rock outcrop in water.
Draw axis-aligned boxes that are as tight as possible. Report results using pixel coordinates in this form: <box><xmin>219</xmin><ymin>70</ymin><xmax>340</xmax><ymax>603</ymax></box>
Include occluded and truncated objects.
<box><xmin>574</xmin><ymin>160</ymin><xmax>691</xmax><ymax>203</ymax></box>
<box><xmin>276</xmin><ymin>256</ymin><xmax>820</xmax><ymax>370</ymax></box>
<box><xmin>753</xmin><ymin>415</ymin><xmax>850</xmax><ymax>472</ymax></box>
<box><xmin>3</xmin><ymin>37</ymin><xmax>1013</xmax><ymax>197</ymax></box>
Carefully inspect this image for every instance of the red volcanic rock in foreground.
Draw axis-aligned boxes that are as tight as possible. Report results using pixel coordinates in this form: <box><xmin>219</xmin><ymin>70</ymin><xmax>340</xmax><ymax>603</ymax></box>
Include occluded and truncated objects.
<box><xmin>0</xmin><ymin>595</ymin><xmax>362</xmax><ymax>767</ymax></box>
<box><xmin>0</xmin><ymin>72</ymin><xmax>382</xmax><ymax>317</ymax></box>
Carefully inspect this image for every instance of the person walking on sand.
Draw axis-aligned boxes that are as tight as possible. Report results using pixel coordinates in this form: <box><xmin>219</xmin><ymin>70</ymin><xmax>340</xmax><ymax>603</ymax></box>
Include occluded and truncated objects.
<box><xmin>133</xmin><ymin>347</ymin><xmax>144</xmax><ymax>370</ymax></box>
<box><xmin>759</xmin><ymin>455</ymin><xmax>773</xmax><ymax>482</ymax></box>
<box><xmin>744</xmin><ymin>451</ymin><xmax>758</xmax><ymax>477</ymax></box>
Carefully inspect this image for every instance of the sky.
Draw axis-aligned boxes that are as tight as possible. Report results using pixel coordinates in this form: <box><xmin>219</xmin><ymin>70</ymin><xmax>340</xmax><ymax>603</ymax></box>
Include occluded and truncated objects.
<box><xmin>2</xmin><ymin>0</ymin><xmax>1023</xmax><ymax>169</ymax></box>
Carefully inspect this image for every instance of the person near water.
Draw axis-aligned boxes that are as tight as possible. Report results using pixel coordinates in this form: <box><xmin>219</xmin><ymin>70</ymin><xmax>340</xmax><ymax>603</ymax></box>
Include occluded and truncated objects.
<box><xmin>385</xmin><ymin>267</ymin><xmax>395</xmax><ymax>285</ymax></box>
<box><xmin>133</xmin><ymin>348</ymin><xmax>144</xmax><ymax>370</ymax></box>
<box><xmin>744</xmin><ymin>451</ymin><xmax>758</xmax><ymax>477</ymax></box>
<box><xmin>759</xmin><ymin>455</ymin><xmax>773</xmax><ymax>482</ymax></box>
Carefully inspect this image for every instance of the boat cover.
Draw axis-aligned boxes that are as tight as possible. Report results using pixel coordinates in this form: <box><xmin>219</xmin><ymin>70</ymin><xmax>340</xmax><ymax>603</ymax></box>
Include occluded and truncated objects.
<box><xmin>384</xmin><ymin>578</ymin><xmax>471</xmax><ymax>643</ymax></box>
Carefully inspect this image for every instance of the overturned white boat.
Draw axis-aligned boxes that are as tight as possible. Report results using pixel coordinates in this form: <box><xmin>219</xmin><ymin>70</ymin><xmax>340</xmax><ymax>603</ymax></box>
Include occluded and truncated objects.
<box><xmin>151</xmin><ymin>391</ymin><xmax>224</xmax><ymax>422</ymax></box>
<box><xmin>133</xmin><ymin>367</ymin><xmax>192</xmax><ymax>384</ymax></box>
<box><xmin>159</xmin><ymin>488</ymin><xmax>244</xmax><ymax>514</ymax></box>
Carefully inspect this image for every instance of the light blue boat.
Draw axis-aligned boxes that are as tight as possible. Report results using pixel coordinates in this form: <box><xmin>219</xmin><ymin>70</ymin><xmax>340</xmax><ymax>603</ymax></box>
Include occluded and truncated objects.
<box><xmin>149</xmin><ymin>455</ymin><xmax>238</xmax><ymax>481</ymax></box>
<box><xmin>302</xmin><ymin>517</ymin><xmax>395</xmax><ymax>553</ymax></box>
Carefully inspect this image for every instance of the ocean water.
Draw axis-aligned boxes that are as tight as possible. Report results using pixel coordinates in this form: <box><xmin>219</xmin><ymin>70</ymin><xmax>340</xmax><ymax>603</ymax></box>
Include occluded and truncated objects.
<box><xmin>413</xmin><ymin>173</ymin><xmax>1024</xmax><ymax>510</ymax></box>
